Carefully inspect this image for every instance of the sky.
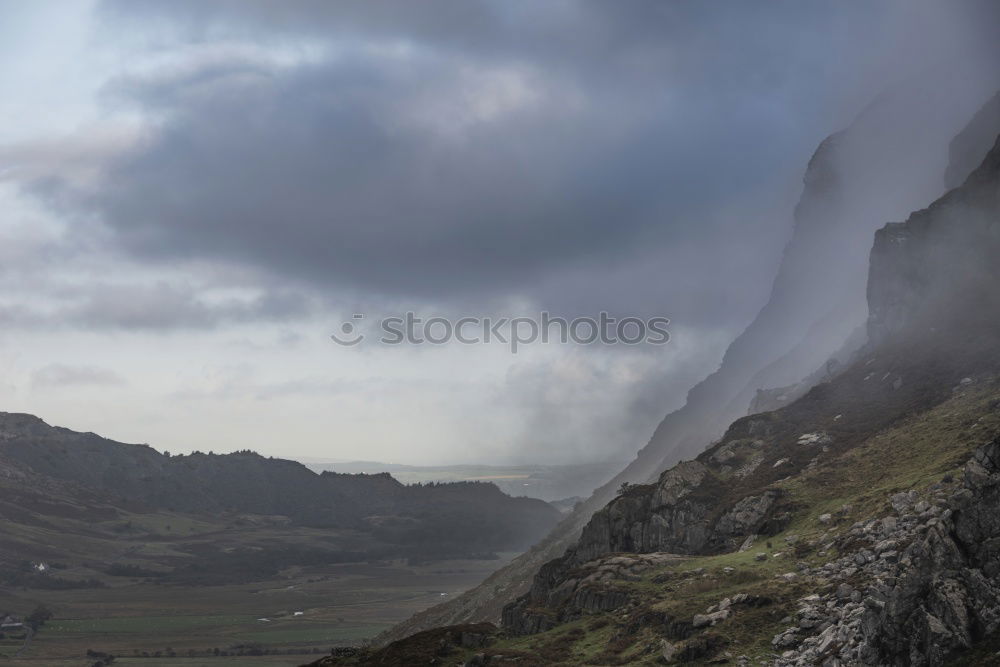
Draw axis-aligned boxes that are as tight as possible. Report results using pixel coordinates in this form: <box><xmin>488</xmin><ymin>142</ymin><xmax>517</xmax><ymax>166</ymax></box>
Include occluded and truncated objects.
<box><xmin>0</xmin><ymin>1</ymin><xmax>997</xmax><ymax>465</ymax></box>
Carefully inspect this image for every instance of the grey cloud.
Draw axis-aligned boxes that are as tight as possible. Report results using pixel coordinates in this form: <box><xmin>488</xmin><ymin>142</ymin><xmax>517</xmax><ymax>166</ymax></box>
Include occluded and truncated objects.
<box><xmin>27</xmin><ymin>0</ymin><xmax>917</xmax><ymax>331</ymax></box>
<box><xmin>31</xmin><ymin>364</ymin><xmax>126</xmax><ymax>388</ymax></box>
<box><xmin>83</xmin><ymin>56</ymin><xmax>749</xmax><ymax>300</ymax></box>
<box><xmin>20</xmin><ymin>0</ymin><xmax>1000</xmax><ymax>335</ymax></box>
<box><xmin>250</xmin><ymin>377</ymin><xmax>356</xmax><ymax>400</ymax></box>
<box><xmin>0</xmin><ymin>304</ymin><xmax>44</xmax><ymax>329</ymax></box>
<box><xmin>0</xmin><ymin>282</ymin><xmax>312</xmax><ymax>332</ymax></box>
<box><xmin>496</xmin><ymin>339</ymin><xmax>727</xmax><ymax>465</ymax></box>
<box><xmin>66</xmin><ymin>283</ymin><xmax>312</xmax><ymax>331</ymax></box>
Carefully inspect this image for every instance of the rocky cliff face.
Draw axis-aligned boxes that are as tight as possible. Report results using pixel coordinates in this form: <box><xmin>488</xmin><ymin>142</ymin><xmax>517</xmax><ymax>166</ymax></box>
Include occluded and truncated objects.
<box><xmin>492</xmin><ymin>135</ymin><xmax>1000</xmax><ymax>662</ymax></box>
<box><xmin>860</xmin><ymin>441</ymin><xmax>1000</xmax><ymax>665</ymax></box>
<box><xmin>570</xmin><ymin>462</ymin><xmax>789</xmax><ymax>565</ymax></box>
<box><xmin>628</xmin><ymin>79</ymin><xmax>995</xmax><ymax>484</ymax></box>
<box><xmin>319</xmin><ymin>393</ymin><xmax>1000</xmax><ymax>665</ymax></box>
<box><xmin>765</xmin><ymin>439</ymin><xmax>1000</xmax><ymax>666</ymax></box>
<box><xmin>494</xmin><ymin>439</ymin><xmax>1000</xmax><ymax>666</ymax></box>
<box><xmin>375</xmin><ymin>84</ymin><xmax>997</xmax><ymax>645</ymax></box>
<box><xmin>868</xmin><ymin>133</ymin><xmax>1000</xmax><ymax>348</ymax></box>
<box><xmin>945</xmin><ymin>90</ymin><xmax>1000</xmax><ymax>190</ymax></box>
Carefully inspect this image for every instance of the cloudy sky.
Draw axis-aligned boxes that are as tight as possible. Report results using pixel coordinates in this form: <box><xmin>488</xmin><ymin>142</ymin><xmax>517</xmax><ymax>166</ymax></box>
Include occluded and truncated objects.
<box><xmin>0</xmin><ymin>1</ymin><xmax>996</xmax><ymax>465</ymax></box>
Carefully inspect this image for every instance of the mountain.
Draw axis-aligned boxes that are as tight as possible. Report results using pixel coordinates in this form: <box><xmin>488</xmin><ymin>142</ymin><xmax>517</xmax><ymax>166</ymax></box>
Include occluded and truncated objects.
<box><xmin>304</xmin><ymin>460</ymin><xmax>624</xmax><ymax>503</ymax></box>
<box><xmin>0</xmin><ymin>413</ymin><xmax>561</xmax><ymax>573</ymax></box>
<box><xmin>944</xmin><ymin>90</ymin><xmax>1000</xmax><ymax>190</ymax></box>
<box><xmin>314</xmin><ymin>131</ymin><xmax>1000</xmax><ymax>666</ymax></box>
<box><xmin>375</xmin><ymin>82</ymin><xmax>1000</xmax><ymax>645</ymax></box>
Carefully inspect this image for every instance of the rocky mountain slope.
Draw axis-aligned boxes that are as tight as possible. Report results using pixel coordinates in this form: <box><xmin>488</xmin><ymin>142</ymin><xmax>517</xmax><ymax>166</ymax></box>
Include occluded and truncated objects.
<box><xmin>375</xmin><ymin>83</ymin><xmax>1000</xmax><ymax>645</ymax></box>
<box><xmin>498</xmin><ymin>132</ymin><xmax>1000</xmax><ymax>664</ymax></box>
<box><xmin>315</xmin><ymin>131</ymin><xmax>1000</xmax><ymax>664</ymax></box>
<box><xmin>945</xmin><ymin>90</ymin><xmax>1000</xmax><ymax>190</ymax></box>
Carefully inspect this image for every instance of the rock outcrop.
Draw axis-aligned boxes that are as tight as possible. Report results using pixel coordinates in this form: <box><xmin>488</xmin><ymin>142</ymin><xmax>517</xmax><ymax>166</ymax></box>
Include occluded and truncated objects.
<box><xmin>377</xmin><ymin>81</ymin><xmax>995</xmax><ymax>644</ymax></box>
<box><xmin>626</xmin><ymin>76</ymin><xmax>993</xmax><ymax>485</ymax></box>
<box><xmin>868</xmin><ymin>133</ymin><xmax>1000</xmax><ymax>346</ymax></box>
<box><xmin>767</xmin><ymin>440</ymin><xmax>1000</xmax><ymax>666</ymax></box>
<box><xmin>501</xmin><ymin>422</ymin><xmax>798</xmax><ymax>636</ymax></box>
<box><xmin>864</xmin><ymin>443</ymin><xmax>1000</xmax><ymax>664</ymax></box>
<box><xmin>569</xmin><ymin>467</ymin><xmax>788</xmax><ymax>566</ymax></box>
<box><xmin>945</xmin><ymin>90</ymin><xmax>1000</xmax><ymax>190</ymax></box>
<box><xmin>499</xmin><ymin>134</ymin><xmax>1000</xmax><ymax>656</ymax></box>
<box><xmin>501</xmin><ymin>552</ymin><xmax>682</xmax><ymax>636</ymax></box>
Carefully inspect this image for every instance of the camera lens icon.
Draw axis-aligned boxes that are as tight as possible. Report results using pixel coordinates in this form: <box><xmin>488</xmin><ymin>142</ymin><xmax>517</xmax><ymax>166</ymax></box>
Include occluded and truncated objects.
<box><xmin>331</xmin><ymin>314</ymin><xmax>365</xmax><ymax>346</ymax></box>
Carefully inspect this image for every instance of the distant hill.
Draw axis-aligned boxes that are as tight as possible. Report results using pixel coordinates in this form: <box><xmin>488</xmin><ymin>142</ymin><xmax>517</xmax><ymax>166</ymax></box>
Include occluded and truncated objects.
<box><xmin>0</xmin><ymin>413</ymin><xmax>561</xmax><ymax>566</ymax></box>
<box><xmin>302</xmin><ymin>460</ymin><xmax>624</xmax><ymax>502</ymax></box>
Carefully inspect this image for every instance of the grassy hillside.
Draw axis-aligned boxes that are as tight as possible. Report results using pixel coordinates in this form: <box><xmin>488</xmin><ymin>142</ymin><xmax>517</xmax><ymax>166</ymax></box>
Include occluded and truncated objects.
<box><xmin>0</xmin><ymin>413</ymin><xmax>560</xmax><ymax>556</ymax></box>
<box><xmin>308</xmin><ymin>377</ymin><xmax>1000</xmax><ymax>665</ymax></box>
<box><xmin>0</xmin><ymin>472</ymin><xmax>522</xmax><ymax>664</ymax></box>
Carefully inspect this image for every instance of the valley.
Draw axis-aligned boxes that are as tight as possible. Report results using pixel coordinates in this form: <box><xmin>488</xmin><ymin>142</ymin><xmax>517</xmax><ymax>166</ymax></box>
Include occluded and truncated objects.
<box><xmin>2</xmin><ymin>4</ymin><xmax>998</xmax><ymax>665</ymax></box>
<box><xmin>1</xmin><ymin>552</ymin><xmax>515</xmax><ymax>664</ymax></box>
<box><xmin>0</xmin><ymin>417</ymin><xmax>550</xmax><ymax>664</ymax></box>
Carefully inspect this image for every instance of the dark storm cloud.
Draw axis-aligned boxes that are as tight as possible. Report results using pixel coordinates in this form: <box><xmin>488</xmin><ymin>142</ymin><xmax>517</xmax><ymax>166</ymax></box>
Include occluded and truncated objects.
<box><xmin>83</xmin><ymin>55</ymin><xmax>789</xmax><ymax>303</ymax></box>
<box><xmin>92</xmin><ymin>62</ymin><xmax>656</xmax><ymax>293</ymax></box>
<box><xmin>49</xmin><ymin>4</ymin><xmax>832</xmax><ymax>312</ymax></box>
<box><xmin>25</xmin><ymin>0</ymin><xmax>997</xmax><ymax>329</ymax></box>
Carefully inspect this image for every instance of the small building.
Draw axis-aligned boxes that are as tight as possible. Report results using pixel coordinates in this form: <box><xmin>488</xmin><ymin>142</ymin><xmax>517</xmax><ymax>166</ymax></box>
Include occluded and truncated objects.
<box><xmin>0</xmin><ymin>614</ymin><xmax>24</xmax><ymax>630</ymax></box>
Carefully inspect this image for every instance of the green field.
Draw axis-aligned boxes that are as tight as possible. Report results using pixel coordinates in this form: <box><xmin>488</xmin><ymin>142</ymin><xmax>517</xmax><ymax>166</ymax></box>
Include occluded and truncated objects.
<box><xmin>0</xmin><ymin>554</ymin><xmax>513</xmax><ymax>665</ymax></box>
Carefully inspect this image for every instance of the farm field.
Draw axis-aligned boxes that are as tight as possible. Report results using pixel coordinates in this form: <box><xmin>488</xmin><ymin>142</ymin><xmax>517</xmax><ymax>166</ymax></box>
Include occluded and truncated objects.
<box><xmin>0</xmin><ymin>555</ymin><xmax>514</xmax><ymax>665</ymax></box>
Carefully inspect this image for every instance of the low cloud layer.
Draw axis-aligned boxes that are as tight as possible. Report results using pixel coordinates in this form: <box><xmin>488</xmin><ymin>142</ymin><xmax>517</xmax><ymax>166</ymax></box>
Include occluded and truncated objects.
<box><xmin>0</xmin><ymin>1</ymin><xmax>997</xmax><ymax>464</ymax></box>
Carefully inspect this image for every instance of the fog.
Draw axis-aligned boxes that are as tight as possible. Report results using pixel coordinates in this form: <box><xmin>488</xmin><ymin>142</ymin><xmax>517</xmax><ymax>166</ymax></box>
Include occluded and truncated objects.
<box><xmin>0</xmin><ymin>1</ymin><xmax>997</xmax><ymax>467</ymax></box>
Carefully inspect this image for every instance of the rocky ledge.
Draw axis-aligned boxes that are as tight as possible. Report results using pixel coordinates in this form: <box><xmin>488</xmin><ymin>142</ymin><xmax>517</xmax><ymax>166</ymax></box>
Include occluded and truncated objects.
<box><xmin>770</xmin><ymin>439</ymin><xmax>1000</xmax><ymax>666</ymax></box>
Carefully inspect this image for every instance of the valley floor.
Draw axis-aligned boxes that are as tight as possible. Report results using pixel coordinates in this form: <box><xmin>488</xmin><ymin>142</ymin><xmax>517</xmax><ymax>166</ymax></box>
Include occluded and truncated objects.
<box><xmin>0</xmin><ymin>554</ymin><xmax>516</xmax><ymax>665</ymax></box>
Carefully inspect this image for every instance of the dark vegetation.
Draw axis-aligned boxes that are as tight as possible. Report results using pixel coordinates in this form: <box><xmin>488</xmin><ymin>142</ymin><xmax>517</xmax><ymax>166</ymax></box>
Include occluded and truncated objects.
<box><xmin>3</xmin><ymin>562</ymin><xmax>106</xmax><ymax>590</ymax></box>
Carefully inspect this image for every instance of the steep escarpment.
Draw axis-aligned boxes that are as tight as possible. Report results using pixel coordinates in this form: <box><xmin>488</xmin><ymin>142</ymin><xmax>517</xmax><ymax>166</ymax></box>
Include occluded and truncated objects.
<box><xmin>490</xmin><ymin>136</ymin><xmax>1000</xmax><ymax>663</ymax></box>
<box><xmin>375</xmin><ymin>84</ymin><xmax>996</xmax><ymax>645</ymax></box>
<box><xmin>500</xmin><ymin>353</ymin><xmax>993</xmax><ymax>641</ymax></box>
<box><xmin>868</xmin><ymin>134</ymin><xmax>1000</xmax><ymax>348</ymax></box>
<box><xmin>316</xmin><ymin>381</ymin><xmax>1000</xmax><ymax>665</ymax></box>
<box><xmin>334</xmin><ymin>135</ymin><xmax>998</xmax><ymax>665</ymax></box>
<box><xmin>945</xmin><ymin>90</ymin><xmax>1000</xmax><ymax>190</ymax></box>
<box><xmin>621</xmin><ymin>81</ymin><xmax>995</xmax><ymax>484</ymax></box>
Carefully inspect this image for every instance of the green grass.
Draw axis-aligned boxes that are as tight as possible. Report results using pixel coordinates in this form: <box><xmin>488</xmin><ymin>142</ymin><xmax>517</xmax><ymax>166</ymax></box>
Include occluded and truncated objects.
<box><xmin>775</xmin><ymin>383</ymin><xmax>1000</xmax><ymax>537</ymax></box>
<box><xmin>233</xmin><ymin>381</ymin><xmax>1000</xmax><ymax>667</ymax></box>
<box><xmin>104</xmin><ymin>512</ymin><xmax>224</xmax><ymax>537</ymax></box>
<box><xmin>233</xmin><ymin>624</ymin><xmax>389</xmax><ymax>644</ymax></box>
<box><xmin>112</xmin><ymin>659</ymin><xmax>304</xmax><ymax>667</ymax></box>
<box><xmin>1</xmin><ymin>555</ymin><xmax>513</xmax><ymax>663</ymax></box>
<box><xmin>46</xmin><ymin>614</ymin><xmax>257</xmax><ymax>634</ymax></box>
<box><xmin>477</xmin><ymin>382</ymin><xmax>1000</xmax><ymax>665</ymax></box>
